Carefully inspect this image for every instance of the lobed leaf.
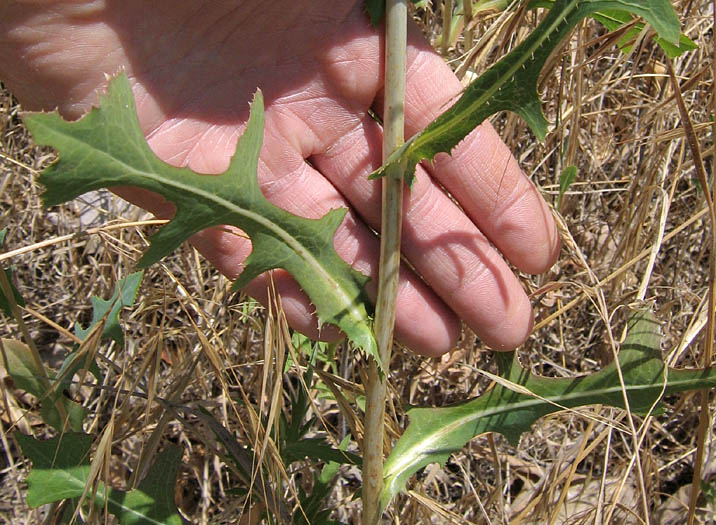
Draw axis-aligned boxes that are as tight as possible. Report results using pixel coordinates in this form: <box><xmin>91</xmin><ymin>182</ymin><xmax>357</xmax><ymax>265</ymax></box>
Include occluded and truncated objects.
<box><xmin>74</xmin><ymin>270</ymin><xmax>144</xmax><ymax>347</ymax></box>
<box><xmin>370</xmin><ymin>0</ymin><xmax>681</xmax><ymax>185</ymax></box>
<box><xmin>380</xmin><ymin>309</ymin><xmax>716</xmax><ymax>510</ymax></box>
<box><xmin>16</xmin><ymin>432</ymin><xmax>185</xmax><ymax>524</ymax></box>
<box><xmin>24</xmin><ymin>73</ymin><xmax>378</xmax><ymax>367</ymax></box>
<box><xmin>16</xmin><ymin>432</ymin><xmax>94</xmax><ymax>507</ymax></box>
<box><xmin>54</xmin><ymin>271</ymin><xmax>146</xmax><ymax>405</ymax></box>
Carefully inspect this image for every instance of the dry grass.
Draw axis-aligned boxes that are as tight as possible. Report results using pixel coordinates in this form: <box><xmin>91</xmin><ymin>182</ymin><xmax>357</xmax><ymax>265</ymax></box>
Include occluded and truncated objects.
<box><xmin>1</xmin><ymin>1</ymin><xmax>714</xmax><ymax>523</ymax></box>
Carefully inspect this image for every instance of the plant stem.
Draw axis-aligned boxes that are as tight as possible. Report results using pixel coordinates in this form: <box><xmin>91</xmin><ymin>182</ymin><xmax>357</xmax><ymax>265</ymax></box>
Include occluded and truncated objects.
<box><xmin>362</xmin><ymin>0</ymin><xmax>407</xmax><ymax>523</ymax></box>
<box><xmin>462</xmin><ymin>0</ymin><xmax>473</xmax><ymax>50</ymax></box>
<box><xmin>669</xmin><ymin>38</ymin><xmax>716</xmax><ymax>522</ymax></box>
<box><xmin>441</xmin><ymin>0</ymin><xmax>454</xmax><ymax>56</ymax></box>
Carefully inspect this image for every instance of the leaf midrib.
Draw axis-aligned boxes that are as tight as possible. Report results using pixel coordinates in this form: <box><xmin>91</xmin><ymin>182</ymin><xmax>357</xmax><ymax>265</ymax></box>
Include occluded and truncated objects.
<box><xmin>383</xmin><ymin>372</ymin><xmax>679</xmax><ymax>481</ymax></box>
<box><xmin>42</xmin><ymin>120</ymin><xmax>367</xmax><ymax>331</ymax></box>
<box><xmin>411</xmin><ymin>0</ymin><xmax>579</xmax><ymax>153</ymax></box>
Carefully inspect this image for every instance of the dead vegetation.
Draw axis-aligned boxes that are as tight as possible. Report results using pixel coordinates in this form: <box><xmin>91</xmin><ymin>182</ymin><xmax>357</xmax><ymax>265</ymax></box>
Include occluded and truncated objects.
<box><xmin>1</xmin><ymin>1</ymin><xmax>714</xmax><ymax>523</ymax></box>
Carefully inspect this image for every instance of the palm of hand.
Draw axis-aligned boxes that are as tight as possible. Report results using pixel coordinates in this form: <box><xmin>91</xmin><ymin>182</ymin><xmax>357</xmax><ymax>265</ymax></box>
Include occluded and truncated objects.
<box><xmin>0</xmin><ymin>0</ymin><xmax>559</xmax><ymax>355</ymax></box>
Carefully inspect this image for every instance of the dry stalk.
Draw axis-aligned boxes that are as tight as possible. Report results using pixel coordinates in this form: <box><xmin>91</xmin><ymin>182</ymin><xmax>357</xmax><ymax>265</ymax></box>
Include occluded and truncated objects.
<box><xmin>666</xmin><ymin>54</ymin><xmax>716</xmax><ymax>524</ymax></box>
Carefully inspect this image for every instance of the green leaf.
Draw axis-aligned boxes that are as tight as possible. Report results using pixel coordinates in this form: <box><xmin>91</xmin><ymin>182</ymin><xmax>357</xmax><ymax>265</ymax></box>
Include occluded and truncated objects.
<box><xmin>370</xmin><ymin>0</ymin><xmax>680</xmax><ymax>184</ymax></box>
<box><xmin>2</xmin><ymin>338</ymin><xmax>86</xmax><ymax>432</ymax></box>
<box><xmin>558</xmin><ymin>164</ymin><xmax>577</xmax><ymax>208</ymax></box>
<box><xmin>654</xmin><ymin>33</ymin><xmax>699</xmax><ymax>60</ymax></box>
<box><xmin>380</xmin><ymin>309</ymin><xmax>716</xmax><ymax>510</ymax></box>
<box><xmin>365</xmin><ymin>0</ymin><xmax>385</xmax><ymax>27</ymax></box>
<box><xmin>279</xmin><ymin>360</ymin><xmax>361</xmax><ymax>466</ymax></box>
<box><xmin>188</xmin><ymin>406</ymin><xmax>291</xmax><ymax>522</ymax></box>
<box><xmin>106</xmin><ymin>446</ymin><xmax>185</xmax><ymax>525</ymax></box>
<box><xmin>365</xmin><ymin>0</ymin><xmax>430</xmax><ymax>27</ymax></box>
<box><xmin>0</xmin><ymin>266</ymin><xmax>23</xmax><ymax>316</ymax></box>
<box><xmin>16</xmin><ymin>432</ymin><xmax>94</xmax><ymax>507</ymax></box>
<box><xmin>24</xmin><ymin>72</ymin><xmax>378</xmax><ymax>367</ymax></box>
<box><xmin>282</xmin><ymin>437</ymin><xmax>361</xmax><ymax>466</ymax></box>
<box><xmin>74</xmin><ymin>271</ymin><xmax>144</xmax><ymax>347</ymax></box>
<box><xmin>0</xmin><ymin>228</ymin><xmax>25</xmax><ymax>316</ymax></box>
<box><xmin>592</xmin><ymin>9</ymin><xmax>697</xmax><ymax>59</ymax></box>
<box><xmin>293</xmin><ymin>436</ymin><xmax>351</xmax><ymax>525</ymax></box>
<box><xmin>57</xmin><ymin>271</ymin><xmax>145</xmax><ymax>402</ymax></box>
<box><xmin>39</xmin><ymin>396</ymin><xmax>88</xmax><ymax>434</ymax></box>
<box><xmin>1</xmin><ymin>339</ymin><xmax>47</xmax><ymax>400</ymax></box>
<box><xmin>700</xmin><ymin>479</ymin><xmax>716</xmax><ymax>505</ymax></box>
<box><xmin>16</xmin><ymin>432</ymin><xmax>185</xmax><ymax>524</ymax></box>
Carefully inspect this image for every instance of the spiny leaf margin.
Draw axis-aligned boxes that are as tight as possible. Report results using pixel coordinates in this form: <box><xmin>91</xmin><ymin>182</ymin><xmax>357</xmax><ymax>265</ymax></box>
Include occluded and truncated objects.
<box><xmin>370</xmin><ymin>0</ymin><xmax>680</xmax><ymax>185</ymax></box>
<box><xmin>380</xmin><ymin>309</ymin><xmax>716</xmax><ymax>510</ymax></box>
<box><xmin>24</xmin><ymin>73</ymin><xmax>378</xmax><ymax>367</ymax></box>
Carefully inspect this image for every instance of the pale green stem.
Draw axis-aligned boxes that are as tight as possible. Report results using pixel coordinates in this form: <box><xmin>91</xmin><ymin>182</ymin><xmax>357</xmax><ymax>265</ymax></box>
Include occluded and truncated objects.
<box><xmin>362</xmin><ymin>0</ymin><xmax>406</xmax><ymax>523</ymax></box>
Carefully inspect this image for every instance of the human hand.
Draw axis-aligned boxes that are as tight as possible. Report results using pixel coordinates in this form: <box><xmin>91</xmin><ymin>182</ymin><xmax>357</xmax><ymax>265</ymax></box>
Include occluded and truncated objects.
<box><xmin>0</xmin><ymin>0</ymin><xmax>559</xmax><ymax>356</ymax></box>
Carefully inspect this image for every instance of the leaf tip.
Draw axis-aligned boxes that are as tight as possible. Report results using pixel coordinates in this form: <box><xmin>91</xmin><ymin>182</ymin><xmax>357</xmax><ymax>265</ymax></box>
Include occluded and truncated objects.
<box><xmin>364</xmin><ymin>0</ymin><xmax>385</xmax><ymax>28</ymax></box>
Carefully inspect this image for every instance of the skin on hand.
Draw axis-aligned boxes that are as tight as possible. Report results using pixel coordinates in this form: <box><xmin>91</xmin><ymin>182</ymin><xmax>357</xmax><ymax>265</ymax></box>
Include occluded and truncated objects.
<box><xmin>0</xmin><ymin>0</ymin><xmax>559</xmax><ymax>356</ymax></box>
